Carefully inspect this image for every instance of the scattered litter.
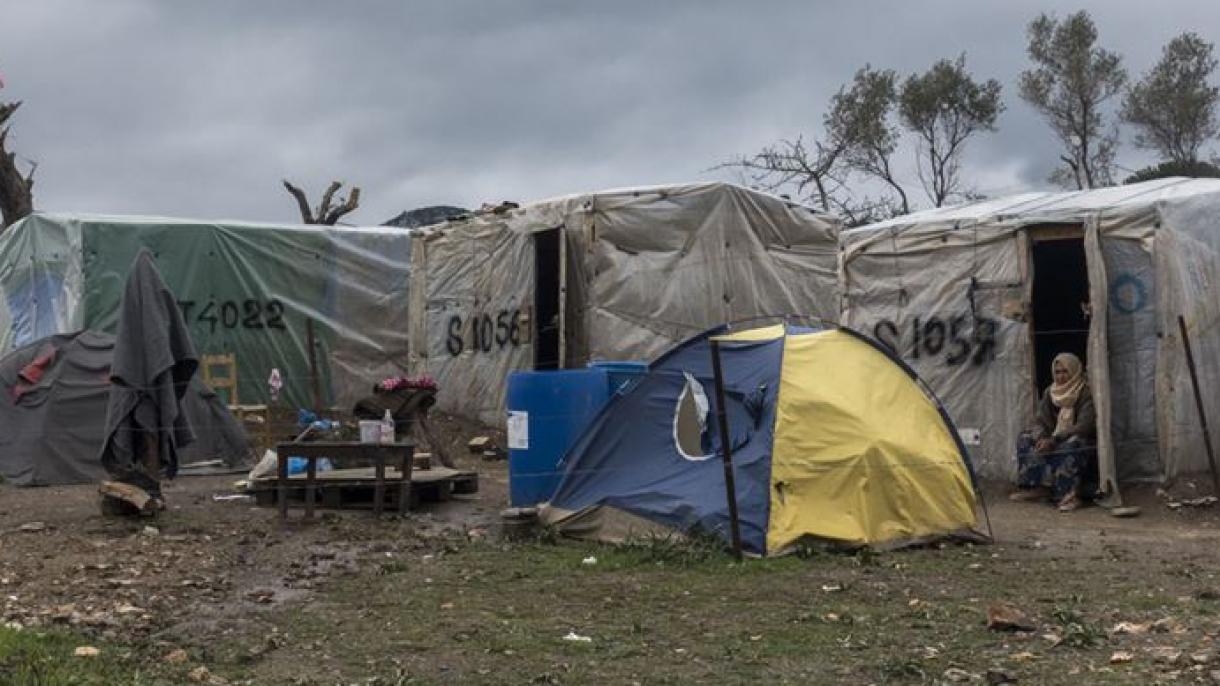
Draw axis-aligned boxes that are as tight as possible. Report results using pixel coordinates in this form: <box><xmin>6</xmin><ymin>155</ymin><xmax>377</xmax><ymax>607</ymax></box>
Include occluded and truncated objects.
<box><xmin>17</xmin><ymin>522</ymin><xmax>45</xmax><ymax>533</ymax></box>
<box><xmin>142</xmin><ymin>525</ymin><xmax>160</xmax><ymax>537</ymax></box>
<box><xmin>1109</xmin><ymin>621</ymin><xmax>1149</xmax><ymax>635</ymax></box>
<box><xmin>1040</xmin><ymin>633</ymin><xmax>1062</xmax><ymax>647</ymax></box>
<box><xmin>73</xmin><ymin>646</ymin><xmax>100</xmax><ymax>658</ymax></box>
<box><xmin>1151</xmin><ymin>617</ymin><xmax>1184</xmax><ymax>634</ymax></box>
<box><xmin>821</xmin><ymin>583</ymin><xmax>843</xmax><ymax>593</ymax></box>
<box><xmin>749</xmin><ymin>634</ymin><xmax>763</xmax><ymax>642</ymax></box>
<box><xmin>1109</xmin><ymin>651</ymin><xmax>1134</xmax><ymax>664</ymax></box>
<box><xmin>468</xmin><ymin>436</ymin><xmax>492</xmax><ymax>453</ymax></box>
<box><xmin>562</xmin><ymin>631</ymin><xmax>592</xmax><ymax>643</ymax></box>
<box><xmin>1166</xmin><ymin>496</ymin><xmax>1218</xmax><ymax>510</ymax></box>
<box><xmin>440</xmin><ymin>602</ymin><xmax>454</xmax><ymax>610</ymax></box>
<box><xmin>212</xmin><ymin>494</ymin><xmax>252</xmax><ymax>502</ymax></box>
<box><xmin>943</xmin><ymin>667</ymin><xmax>976</xmax><ymax>682</ymax></box>
<box><xmin>1149</xmin><ymin>646</ymin><xmax>1183</xmax><ymax>664</ymax></box>
<box><xmin>1109</xmin><ymin>506</ymin><xmax>1141</xmax><ymax>518</ymax></box>
<box><xmin>188</xmin><ymin>666</ymin><xmax>211</xmax><ymax>682</ymax></box>
<box><xmin>987</xmin><ymin>603</ymin><xmax>1036</xmax><ymax>632</ymax></box>
<box><xmin>967</xmin><ymin>563</ymin><xmax>982</xmax><ymax>570</ymax></box>
<box><xmin>582</xmin><ymin>556</ymin><xmax>598</xmax><ymax>566</ymax></box>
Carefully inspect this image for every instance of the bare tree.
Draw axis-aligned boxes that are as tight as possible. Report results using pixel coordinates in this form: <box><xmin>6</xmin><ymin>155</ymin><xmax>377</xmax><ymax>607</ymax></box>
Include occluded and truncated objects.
<box><xmin>1122</xmin><ymin>32</ymin><xmax>1219</xmax><ymax>164</ymax></box>
<box><xmin>282</xmin><ymin>180</ymin><xmax>361</xmax><ymax>225</ymax></box>
<box><xmin>1019</xmin><ymin>11</ymin><xmax>1127</xmax><ymax>189</ymax></box>
<box><xmin>0</xmin><ymin>100</ymin><xmax>35</xmax><ymax>229</ymax></box>
<box><xmin>833</xmin><ymin>66</ymin><xmax>911</xmax><ymax>214</ymax></box>
<box><xmin>722</xmin><ymin>135</ymin><xmax>845</xmax><ymax>213</ymax></box>
<box><xmin>899</xmin><ymin>55</ymin><xmax>1004</xmax><ymax>207</ymax></box>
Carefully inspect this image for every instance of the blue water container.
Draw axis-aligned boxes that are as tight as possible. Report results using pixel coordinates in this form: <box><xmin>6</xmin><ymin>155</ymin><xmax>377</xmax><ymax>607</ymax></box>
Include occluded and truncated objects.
<box><xmin>587</xmin><ymin>360</ymin><xmax>648</xmax><ymax>396</ymax></box>
<box><xmin>506</xmin><ymin>368</ymin><xmax>609</xmax><ymax>506</ymax></box>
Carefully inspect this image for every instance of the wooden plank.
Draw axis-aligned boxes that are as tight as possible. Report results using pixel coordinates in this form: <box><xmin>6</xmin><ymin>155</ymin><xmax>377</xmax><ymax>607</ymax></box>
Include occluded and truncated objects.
<box><xmin>1027</xmin><ymin>223</ymin><xmax>1084</xmax><ymax>243</ymax></box>
<box><xmin>277</xmin><ymin>451</ymin><xmax>289</xmax><ymax>519</ymax></box>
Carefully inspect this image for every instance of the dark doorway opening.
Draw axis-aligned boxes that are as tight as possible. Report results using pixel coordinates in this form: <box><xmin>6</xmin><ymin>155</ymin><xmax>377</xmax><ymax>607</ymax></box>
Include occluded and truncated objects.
<box><xmin>533</xmin><ymin>228</ymin><xmax>562</xmax><ymax>370</ymax></box>
<box><xmin>1031</xmin><ymin>233</ymin><xmax>1090</xmax><ymax>395</ymax></box>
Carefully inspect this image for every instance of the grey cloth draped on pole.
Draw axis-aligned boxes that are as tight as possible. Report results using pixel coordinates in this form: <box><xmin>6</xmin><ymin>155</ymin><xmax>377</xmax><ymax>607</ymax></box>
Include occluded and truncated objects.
<box><xmin>99</xmin><ymin>249</ymin><xmax>199</xmax><ymax>491</ymax></box>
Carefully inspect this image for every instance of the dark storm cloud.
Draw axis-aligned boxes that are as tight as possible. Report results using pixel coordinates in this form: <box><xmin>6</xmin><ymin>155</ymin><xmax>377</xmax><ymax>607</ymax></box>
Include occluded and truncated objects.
<box><xmin>2</xmin><ymin>1</ymin><xmax>1219</xmax><ymax>224</ymax></box>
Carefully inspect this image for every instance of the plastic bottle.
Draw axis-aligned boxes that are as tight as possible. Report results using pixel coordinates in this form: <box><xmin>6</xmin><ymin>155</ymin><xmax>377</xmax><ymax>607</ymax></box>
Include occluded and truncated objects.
<box><xmin>381</xmin><ymin>409</ymin><xmax>395</xmax><ymax>444</ymax></box>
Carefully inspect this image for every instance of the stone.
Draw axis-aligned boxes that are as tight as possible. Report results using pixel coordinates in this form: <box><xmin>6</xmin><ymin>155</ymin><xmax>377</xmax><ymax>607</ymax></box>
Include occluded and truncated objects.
<box><xmin>164</xmin><ymin>648</ymin><xmax>189</xmax><ymax>664</ymax></box>
<box><xmin>987</xmin><ymin>603</ymin><xmax>1036</xmax><ymax>632</ymax></box>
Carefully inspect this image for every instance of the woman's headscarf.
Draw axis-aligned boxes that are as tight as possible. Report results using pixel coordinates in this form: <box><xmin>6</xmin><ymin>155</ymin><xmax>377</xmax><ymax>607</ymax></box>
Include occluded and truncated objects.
<box><xmin>1049</xmin><ymin>352</ymin><xmax>1085</xmax><ymax>437</ymax></box>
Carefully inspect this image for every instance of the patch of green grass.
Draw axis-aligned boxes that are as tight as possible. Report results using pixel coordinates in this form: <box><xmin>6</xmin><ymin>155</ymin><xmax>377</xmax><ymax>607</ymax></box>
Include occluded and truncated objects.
<box><xmin>197</xmin><ymin>537</ymin><xmax>1217</xmax><ymax>685</ymax></box>
<box><xmin>1050</xmin><ymin>606</ymin><xmax>1106</xmax><ymax>648</ymax></box>
<box><xmin>0</xmin><ymin>626</ymin><xmax>152</xmax><ymax>685</ymax></box>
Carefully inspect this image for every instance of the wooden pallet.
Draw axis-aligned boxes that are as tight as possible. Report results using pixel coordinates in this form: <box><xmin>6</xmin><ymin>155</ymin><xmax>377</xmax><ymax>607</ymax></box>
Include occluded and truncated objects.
<box><xmin>249</xmin><ymin>467</ymin><xmax>478</xmax><ymax>512</ymax></box>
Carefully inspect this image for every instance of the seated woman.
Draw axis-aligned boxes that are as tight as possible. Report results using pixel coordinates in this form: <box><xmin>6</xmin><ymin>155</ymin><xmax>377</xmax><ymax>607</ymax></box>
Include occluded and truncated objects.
<box><xmin>1009</xmin><ymin>352</ymin><xmax>1097</xmax><ymax>512</ymax></box>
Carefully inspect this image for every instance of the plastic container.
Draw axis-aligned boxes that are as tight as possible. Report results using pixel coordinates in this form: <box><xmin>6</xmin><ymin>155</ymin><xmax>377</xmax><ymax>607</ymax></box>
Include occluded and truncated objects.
<box><xmin>381</xmin><ymin>409</ymin><xmax>395</xmax><ymax>444</ymax></box>
<box><xmin>359</xmin><ymin>420</ymin><xmax>381</xmax><ymax>444</ymax></box>
<box><xmin>506</xmin><ymin>368</ymin><xmax>609</xmax><ymax>506</ymax></box>
<box><xmin>587</xmin><ymin>360</ymin><xmax>648</xmax><ymax>396</ymax></box>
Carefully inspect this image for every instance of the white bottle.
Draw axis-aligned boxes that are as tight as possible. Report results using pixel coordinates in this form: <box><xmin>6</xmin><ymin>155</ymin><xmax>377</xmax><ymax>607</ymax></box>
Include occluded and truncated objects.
<box><xmin>381</xmin><ymin>409</ymin><xmax>395</xmax><ymax>444</ymax></box>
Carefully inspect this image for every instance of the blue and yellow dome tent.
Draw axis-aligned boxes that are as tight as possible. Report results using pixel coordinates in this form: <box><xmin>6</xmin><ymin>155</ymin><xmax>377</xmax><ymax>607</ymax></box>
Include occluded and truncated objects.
<box><xmin>538</xmin><ymin>321</ymin><xmax>989</xmax><ymax>554</ymax></box>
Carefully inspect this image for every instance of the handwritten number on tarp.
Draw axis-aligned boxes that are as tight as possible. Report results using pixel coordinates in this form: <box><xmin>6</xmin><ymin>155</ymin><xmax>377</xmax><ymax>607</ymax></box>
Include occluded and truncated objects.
<box><xmin>873</xmin><ymin>314</ymin><xmax>998</xmax><ymax>366</ymax></box>
<box><xmin>177</xmin><ymin>299</ymin><xmax>288</xmax><ymax>333</ymax></box>
<box><xmin>446</xmin><ymin>309</ymin><xmax>524</xmax><ymax>356</ymax></box>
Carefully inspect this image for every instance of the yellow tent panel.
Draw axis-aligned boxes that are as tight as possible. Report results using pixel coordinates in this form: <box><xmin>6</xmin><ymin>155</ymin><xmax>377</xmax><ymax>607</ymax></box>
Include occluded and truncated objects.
<box><xmin>767</xmin><ymin>330</ymin><xmax>978</xmax><ymax>550</ymax></box>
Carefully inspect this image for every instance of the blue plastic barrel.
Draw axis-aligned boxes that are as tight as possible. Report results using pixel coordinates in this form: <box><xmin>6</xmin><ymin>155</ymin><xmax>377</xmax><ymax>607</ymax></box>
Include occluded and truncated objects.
<box><xmin>506</xmin><ymin>368</ymin><xmax>609</xmax><ymax>506</ymax></box>
<box><xmin>587</xmin><ymin>360</ymin><xmax>648</xmax><ymax>396</ymax></box>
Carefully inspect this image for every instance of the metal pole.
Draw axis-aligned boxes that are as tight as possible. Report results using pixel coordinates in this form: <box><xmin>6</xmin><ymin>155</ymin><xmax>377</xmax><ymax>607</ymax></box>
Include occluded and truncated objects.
<box><xmin>1178</xmin><ymin>315</ymin><xmax>1220</xmax><ymax>496</ymax></box>
<box><xmin>710</xmin><ymin>339</ymin><xmax>744</xmax><ymax>560</ymax></box>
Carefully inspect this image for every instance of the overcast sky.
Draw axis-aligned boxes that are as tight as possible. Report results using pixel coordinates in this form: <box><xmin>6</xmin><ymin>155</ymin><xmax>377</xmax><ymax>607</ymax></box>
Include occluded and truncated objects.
<box><xmin>2</xmin><ymin>1</ymin><xmax>1219</xmax><ymax>225</ymax></box>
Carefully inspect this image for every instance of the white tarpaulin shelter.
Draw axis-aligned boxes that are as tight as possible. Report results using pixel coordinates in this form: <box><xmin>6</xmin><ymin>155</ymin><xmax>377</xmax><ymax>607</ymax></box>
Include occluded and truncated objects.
<box><xmin>840</xmin><ymin>177</ymin><xmax>1220</xmax><ymax>502</ymax></box>
<box><xmin>407</xmin><ymin>182</ymin><xmax>842</xmax><ymax>424</ymax></box>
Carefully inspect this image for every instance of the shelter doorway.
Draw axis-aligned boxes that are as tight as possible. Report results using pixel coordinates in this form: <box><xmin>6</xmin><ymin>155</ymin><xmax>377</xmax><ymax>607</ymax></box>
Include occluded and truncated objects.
<box><xmin>1029</xmin><ymin>225</ymin><xmax>1090</xmax><ymax>396</ymax></box>
<box><xmin>533</xmin><ymin>227</ymin><xmax>563</xmax><ymax>370</ymax></box>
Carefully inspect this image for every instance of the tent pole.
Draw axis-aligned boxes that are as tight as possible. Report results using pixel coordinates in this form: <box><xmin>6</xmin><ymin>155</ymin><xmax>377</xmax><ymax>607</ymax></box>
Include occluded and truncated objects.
<box><xmin>710</xmin><ymin>339</ymin><xmax>744</xmax><ymax>560</ymax></box>
<box><xmin>306</xmin><ymin>318</ymin><xmax>322</xmax><ymax>416</ymax></box>
<box><xmin>1178</xmin><ymin>315</ymin><xmax>1220</xmax><ymax>495</ymax></box>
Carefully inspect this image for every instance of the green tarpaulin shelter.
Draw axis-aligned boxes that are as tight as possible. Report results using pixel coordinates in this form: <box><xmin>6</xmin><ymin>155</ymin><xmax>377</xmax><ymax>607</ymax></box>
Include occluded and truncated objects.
<box><xmin>0</xmin><ymin>213</ymin><xmax>412</xmax><ymax>409</ymax></box>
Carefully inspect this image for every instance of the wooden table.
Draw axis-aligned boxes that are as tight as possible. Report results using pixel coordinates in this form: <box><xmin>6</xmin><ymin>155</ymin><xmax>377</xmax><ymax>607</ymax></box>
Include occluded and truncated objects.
<box><xmin>276</xmin><ymin>441</ymin><xmax>415</xmax><ymax>519</ymax></box>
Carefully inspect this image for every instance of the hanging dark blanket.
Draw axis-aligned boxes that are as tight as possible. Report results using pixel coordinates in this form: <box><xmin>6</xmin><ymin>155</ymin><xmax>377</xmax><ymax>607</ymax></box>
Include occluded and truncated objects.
<box><xmin>99</xmin><ymin>250</ymin><xmax>199</xmax><ymax>495</ymax></box>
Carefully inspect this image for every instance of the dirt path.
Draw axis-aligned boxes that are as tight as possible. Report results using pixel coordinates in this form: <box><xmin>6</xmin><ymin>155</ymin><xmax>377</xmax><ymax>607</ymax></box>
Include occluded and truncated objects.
<box><xmin>5</xmin><ymin>449</ymin><xmax>1220</xmax><ymax>683</ymax></box>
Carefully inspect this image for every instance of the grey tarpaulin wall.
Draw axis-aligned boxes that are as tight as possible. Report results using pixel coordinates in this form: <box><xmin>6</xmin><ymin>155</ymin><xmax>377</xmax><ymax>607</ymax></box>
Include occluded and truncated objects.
<box><xmin>407</xmin><ymin>182</ymin><xmax>842</xmax><ymax>425</ymax></box>
<box><xmin>0</xmin><ymin>330</ymin><xmax>250</xmax><ymax>486</ymax></box>
<box><xmin>840</xmin><ymin>177</ymin><xmax>1220</xmax><ymax>497</ymax></box>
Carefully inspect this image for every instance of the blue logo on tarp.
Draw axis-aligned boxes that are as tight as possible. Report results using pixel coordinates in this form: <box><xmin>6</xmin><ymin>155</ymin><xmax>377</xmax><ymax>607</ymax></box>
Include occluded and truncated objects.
<box><xmin>1110</xmin><ymin>273</ymin><xmax>1148</xmax><ymax>314</ymax></box>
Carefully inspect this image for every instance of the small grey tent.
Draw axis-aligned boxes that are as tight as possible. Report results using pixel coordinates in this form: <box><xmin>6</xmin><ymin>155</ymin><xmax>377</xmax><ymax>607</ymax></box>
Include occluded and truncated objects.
<box><xmin>0</xmin><ymin>330</ymin><xmax>250</xmax><ymax>486</ymax></box>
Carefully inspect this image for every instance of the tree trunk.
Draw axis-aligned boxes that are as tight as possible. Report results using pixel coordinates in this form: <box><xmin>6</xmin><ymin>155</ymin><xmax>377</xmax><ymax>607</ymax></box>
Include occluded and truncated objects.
<box><xmin>0</xmin><ymin>101</ymin><xmax>35</xmax><ymax>230</ymax></box>
<box><xmin>282</xmin><ymin>179</ymin><xmax>360</xmax><ymax>225</ymax></box>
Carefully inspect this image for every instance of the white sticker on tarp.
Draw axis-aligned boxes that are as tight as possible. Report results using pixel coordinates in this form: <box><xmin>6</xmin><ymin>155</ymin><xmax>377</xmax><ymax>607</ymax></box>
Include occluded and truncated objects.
<box><xmin>507</xmin><ymin>410</ymin><xmax>529</xmax><ymax>450</ymax></box>
<box><xmin>958</xmin><ymin>428</ymin><xmax>981</xmax><ymax>446</ymax></box>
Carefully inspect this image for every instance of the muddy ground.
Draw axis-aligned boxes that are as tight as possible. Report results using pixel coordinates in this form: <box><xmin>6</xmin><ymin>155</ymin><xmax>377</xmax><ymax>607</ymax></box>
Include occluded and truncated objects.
<box><xmin>3</xmin><ymin>418</ymin><xmax>1220</xmax><ymax>684</ymax></box>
